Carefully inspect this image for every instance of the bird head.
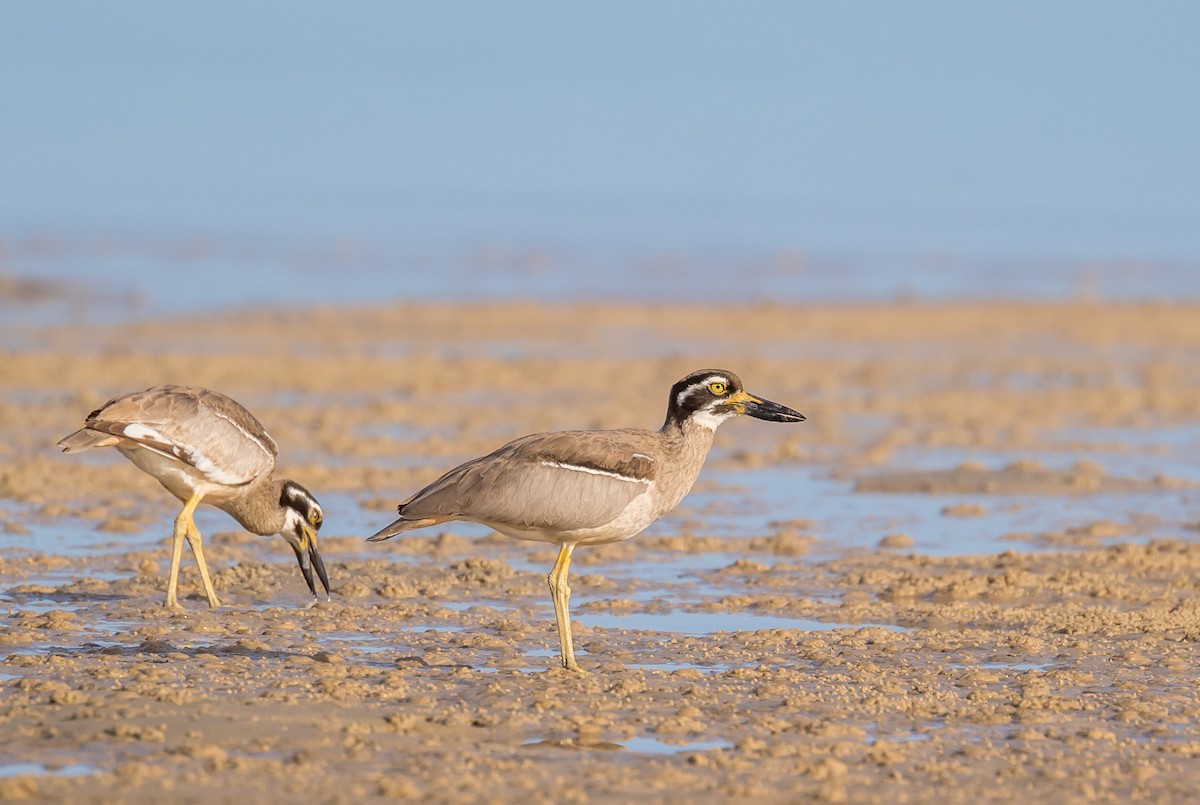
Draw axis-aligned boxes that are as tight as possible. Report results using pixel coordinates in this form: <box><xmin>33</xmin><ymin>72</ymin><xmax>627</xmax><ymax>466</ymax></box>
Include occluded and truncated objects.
<box><xmin>279</xmin><ymin>481</ymin><xmax>331</xmax><ymax>601</ymax></box>
<box><xmin>666</xmin><ymin>369</ymin><xmax>805</xmax><ymax>431</ymax></box>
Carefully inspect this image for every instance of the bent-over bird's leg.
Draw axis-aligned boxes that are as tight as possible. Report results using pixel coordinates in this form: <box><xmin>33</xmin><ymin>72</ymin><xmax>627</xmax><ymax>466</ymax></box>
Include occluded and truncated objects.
<box><xmin>185</xmin><ymin>517</ymin><xmax>222</xmax><ymax>608</ymax></box>
<box><xmin>164</xmin><ymin>491</ymin><xmax>206</xmax><ymax>610</ymax></box>
<box><xmin>548</xmin><ymin>542</ymin><xmax>581</xmax><ymax>671</ymax></box>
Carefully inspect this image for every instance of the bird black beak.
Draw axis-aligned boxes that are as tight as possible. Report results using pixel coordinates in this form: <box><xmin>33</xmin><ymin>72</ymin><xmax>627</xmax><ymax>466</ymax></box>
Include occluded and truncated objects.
<box><xmin>732</xmin><ymin>390</ymin><xmax>806</xmax><ymax>423</ymax></box>
<box><xmin>292</xmin><ymin>523</ymin><xmax>331</xmax><ymax>601</ymax></box>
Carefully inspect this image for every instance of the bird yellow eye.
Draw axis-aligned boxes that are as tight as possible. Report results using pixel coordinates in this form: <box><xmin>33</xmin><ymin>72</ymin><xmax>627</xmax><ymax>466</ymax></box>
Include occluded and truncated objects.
<box><xmin>309</xmin><ymin>510</ymin><xmax>322</xmax><ymax>526</ymax></box>
<box><xmin>709</xmin><ymin>382</ymin><xmax>727</xmax><ymax>395</ymax></box>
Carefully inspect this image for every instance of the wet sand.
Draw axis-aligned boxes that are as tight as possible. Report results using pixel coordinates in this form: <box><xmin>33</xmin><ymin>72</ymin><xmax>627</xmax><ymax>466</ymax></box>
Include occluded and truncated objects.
<box><xmin>3</xmin><ymin>299</ymin><xmax>1200</xmax><ymax>802</ymax></box>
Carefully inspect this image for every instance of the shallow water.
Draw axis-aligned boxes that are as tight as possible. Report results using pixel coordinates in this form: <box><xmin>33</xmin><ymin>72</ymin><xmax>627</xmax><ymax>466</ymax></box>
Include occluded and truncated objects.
<box><xmin>521</xmin><ymin>735</ymin><xmax>732</xmax><ymax>754</ymax></box>
<box><xmin>621</xmin><ymin>736</ymin><xmax>732</xmax><ymax>754</ymax></box>
<box><xmin>578</xmin><ymin>611</ymin><xmax>910</xmax><ymax>636</ymax></box>
<box><xmin>5</xmin><ymin>447</ymin><xmax>1196</xmax><ymax>617</ymax></box>
<box><xmin>975</xmin><ymin>661</ymin><xmax>1051</xmax><ymax>672</ymax></box>
<box><xmin>0</xmin><ymin>763</ymin><xmax>101</xmax><ymax>778</ymax></box>
<box><xmin>4</xmin><ymin>234</ymin><xmax>1200</xmax><ymax>338</ymax></box>
<box><xmin>683</xmin><ymin>463</ymin><xmax>1197</xmax><ymax>559</ymax></box>
<box><xmin>893</xmin><ymin>422</ymin><xmax>1200</xmax><ymax>483</ymax></box>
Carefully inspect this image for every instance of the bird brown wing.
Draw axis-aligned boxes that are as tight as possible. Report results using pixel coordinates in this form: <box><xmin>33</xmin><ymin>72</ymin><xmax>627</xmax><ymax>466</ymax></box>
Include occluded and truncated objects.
<box><xmin>82</xmin><ymin>385</ymin><xmax>277</xmax><ymax>486</ymax></box>
<box><xmin>398</xmin><ymin>429</ymin><xmax>659</xmax><ymax>531</ymax></box>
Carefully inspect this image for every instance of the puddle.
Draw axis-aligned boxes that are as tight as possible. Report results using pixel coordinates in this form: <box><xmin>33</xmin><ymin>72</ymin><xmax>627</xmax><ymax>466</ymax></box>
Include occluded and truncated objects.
<box><xmin>394</xmin><ymin>625</ymin><xmax>463</xmax><ymax>634</ymax></box>
<box><xmin>437</xmin><ymin>600</ymin><xmax>516</xmax><ymax>612</ymax></box>
<box><xmin>985</xmin><ymin>661</ymin><xmax>1050</xmax><ymax>672</ymax></box>
<box><xmin>518</xmin><ymin>646</ymin><xmax>588</xmax><ymax>673</ymax></box>
<box><xmin>625</xmin><ymin>661</ymin><xmax>733</xmax><ymax>673</ymax></box>
<box><xmin>524</xmin><ymin>646</ymin><xmax>588</xmax><ymax>659</ymax></box>
<box><xmin>0</xmin><ymin>763</ymin><xmax>101</xmax><ymax>778</ymax></box>
<box><xmin>0</xmin><ymin>596</ymin><xmax>86</xmax><ymax>615</ymax></box>
<box><xmin>521</xmin><ymin>736</ymin><xmax>731</xmax><ymax>754</ymax></box>
<box><xmin>319</xmin><ymin>634</ymin><xmax>397</xmax><ymax>654</ymax></box>
<box><xmin>587</xmin><ymin>552</ymin><xmax>755</xmax><ymax>584</ymax></box>
<box><xmin>868</xmin><ymin>728</ymin><xmax>939</xmax><ymax>745</ymax></box>
<box><xmin>895</xmin><ymin>731</ymin><xmax>934</xmax><ymax>743</ymax></box>
<box><xmin>579</xmin><ymin>610</ymin><xmax>909</xmax><ymax>636</ymax></box>
<box><xmin>949</xmin><ymin>661</ymin><xmax>1052</xmax><ymax>672</ymax></box>
<box><xmin>618</xmin><ymin>582</ymin><xmax>760</xmax><ymax>606</ymax></box>
<box><xmin>622</xmin><ymin>736</ymin><xmax>731</xmax><ymax>754</ymax></box>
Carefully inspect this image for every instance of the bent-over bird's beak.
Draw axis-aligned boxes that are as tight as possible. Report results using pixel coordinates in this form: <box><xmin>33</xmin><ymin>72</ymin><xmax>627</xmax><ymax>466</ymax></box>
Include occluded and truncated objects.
<box><xmin>727</xmin><ymin>390</ymin><xmax>806</xmax><ymax>423</ymax></box>
<box><xmin>291</xmin><ymin>523</ymin><xmax>331</xmax><ymax>601</ymax></box>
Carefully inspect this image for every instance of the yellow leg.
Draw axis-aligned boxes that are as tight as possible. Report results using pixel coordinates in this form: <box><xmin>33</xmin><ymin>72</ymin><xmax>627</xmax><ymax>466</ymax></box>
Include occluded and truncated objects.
<box><xmin>547</xmin><ymin>542</ymin><xmax>581</xmax><ymax>672</ymax></box>
<box><xmin>164</xmin><ymin>492</ymin><xmax>204</xmax><ymax>610</ymax></box>
<box><xmin>185</xmin><ymin>519</ymin><xmax>222</xmax><ymax>608</ymax></box>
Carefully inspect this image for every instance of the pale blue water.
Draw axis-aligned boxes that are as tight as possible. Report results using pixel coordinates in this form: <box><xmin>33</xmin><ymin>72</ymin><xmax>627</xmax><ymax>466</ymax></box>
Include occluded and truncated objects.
<box><xmin>577</xmin><ymin>611</ymin><xmax>910</xmax><ymax>635</ymax></box>
<box><xmin>3</xmin><ymin>2</ymin><xmax>1199</xmax><ymax>326</ymax></box>
<box><xmin>619</xmin><ymin>737</ymin><xmax>731</xmax><ymax>755</ymax></box>
<box><xmin>3</xmin><ymin>236</ymin><xmax>1198</xmax><ymax>338</ymax></box>
<box><xmin>5</xmin><ymin>237</ymin><xmax>1197</xmax><ymax>329</ymax></box>
<box><xmin>0</xmin><ymin>763</ymin><xmax>100</xmax><ymax>778</ymax></box>
<box><xmin>13</xmin><ymin>412</ymin><xmax>1194</xmax><ymax>570</ymax></box>
<box><xmin>521</xmin><ymin>736</ymin><xmax>732</xmax><ymax>754</ymax></box>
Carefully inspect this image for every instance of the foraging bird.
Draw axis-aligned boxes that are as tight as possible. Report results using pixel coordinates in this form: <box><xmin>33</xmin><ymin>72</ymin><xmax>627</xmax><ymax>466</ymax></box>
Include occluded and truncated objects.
<box><xmin>368</xmin><ymin>369</ymin><xmax>804</xmax><ymax>671</ymax></box>
<box><xmin>58</xmin><ymin>385</ymin><xmax>330</xmax><ymax>610</ymax></box>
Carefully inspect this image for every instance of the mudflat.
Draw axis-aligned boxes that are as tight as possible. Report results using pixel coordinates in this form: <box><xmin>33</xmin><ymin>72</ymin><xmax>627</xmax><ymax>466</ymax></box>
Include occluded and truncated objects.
<box><xmin>2</xmin><ymin>299</ymin><xmax>1199</xmax><ymax>803</ymax></box>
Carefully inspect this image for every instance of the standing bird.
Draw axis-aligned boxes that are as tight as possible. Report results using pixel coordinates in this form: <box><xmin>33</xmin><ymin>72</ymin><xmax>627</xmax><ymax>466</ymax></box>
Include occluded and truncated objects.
<box><xmin>368</xmin><ymin>369</ymin><xmax>804</xmax><ymax>671</ymax></box>
<box><xmin>58</xmin><ymin>385</ymin><xmax>330</xmax><ymax>610</ymax></box>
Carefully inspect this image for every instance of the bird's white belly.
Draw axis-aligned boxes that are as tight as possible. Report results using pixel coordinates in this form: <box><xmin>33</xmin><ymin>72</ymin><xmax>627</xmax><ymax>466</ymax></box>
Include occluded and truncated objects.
<box><xmin>486</xmin><ymin>488</ymin><xmax>671</xmax><ymax>547</ymax></box>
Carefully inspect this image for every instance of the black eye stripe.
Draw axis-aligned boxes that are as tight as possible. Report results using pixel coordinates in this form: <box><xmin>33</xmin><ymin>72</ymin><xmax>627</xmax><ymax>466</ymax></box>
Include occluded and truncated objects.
<box><xmin>663</xmin><ymin>370</ymin><xmax>743</xmax><ymax>428</ymax></box>
<box><xmin>676</xmin><ymin>377</ymin><xmax>729</xmax><ymax>402</ymax></box>
<box><xmin>280</xmin><ymin>482</ymin><xmax>322</xmax><ymax>524</ymax></box>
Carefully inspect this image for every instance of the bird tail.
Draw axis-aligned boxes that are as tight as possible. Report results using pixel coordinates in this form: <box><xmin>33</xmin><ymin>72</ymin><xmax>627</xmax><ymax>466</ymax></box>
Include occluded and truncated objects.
<box><xmin>57</xmin><ymin>428</ymin><xmax>119</xmax><ymax>453</ymax></box>
<box><xmin>366</xmin><ymin>514</ymin><xmax>442</xmax><ymax>542</ymax></box>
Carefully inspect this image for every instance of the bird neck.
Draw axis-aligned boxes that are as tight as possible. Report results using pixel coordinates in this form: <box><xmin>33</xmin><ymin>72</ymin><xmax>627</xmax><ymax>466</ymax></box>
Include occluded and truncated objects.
<box><xmin>659</xmin><ymin>415</ymin><xmax>718</xmax><ymax>462</ymax></box>
<box><xmin>652</xmin><ymin>415</ymin><xmax>719</xmax><ymax>511</ymax></box>
<box><xmin>217</xmin><ymin>477</ymin><xmax>287</xmax><ymax>536</ymax></box>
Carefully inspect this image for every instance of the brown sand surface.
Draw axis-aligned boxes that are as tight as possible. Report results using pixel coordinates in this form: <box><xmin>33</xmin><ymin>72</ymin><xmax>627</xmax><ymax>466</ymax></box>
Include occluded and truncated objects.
<box><xmin>2</xmin><ymin>300</ymin><xmax>1200</xmax><ymax>802</ymax></box>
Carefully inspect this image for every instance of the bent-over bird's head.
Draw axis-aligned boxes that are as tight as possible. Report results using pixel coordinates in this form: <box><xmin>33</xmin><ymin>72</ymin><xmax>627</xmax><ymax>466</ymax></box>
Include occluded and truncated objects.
<box><xmin>278</xmin><ymin>481</ymin><xmax>331</xmax><ymax>601</ymax></box>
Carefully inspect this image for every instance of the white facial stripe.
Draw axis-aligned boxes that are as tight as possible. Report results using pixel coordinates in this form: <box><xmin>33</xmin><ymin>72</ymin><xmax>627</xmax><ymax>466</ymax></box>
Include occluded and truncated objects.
<box><xmin>631</xmin><ymin>453</ymin><xmax>655</xmax><ymax>462</ymax></box>
<box><xmin>675</xmin><ymin>376</ymin><xmax>731</xmax><ymax>409</ymax></box>
<box><xmin>540</xmin><ymin>460</ymin><xmax>651</xmax><ymax>484</ymax></box>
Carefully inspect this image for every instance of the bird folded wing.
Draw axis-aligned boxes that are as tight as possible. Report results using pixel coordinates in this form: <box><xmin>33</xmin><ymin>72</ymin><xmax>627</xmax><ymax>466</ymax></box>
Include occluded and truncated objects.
<box><xmin>400</xmin><ymin>431</ymin><xmax>655</xmax><ymax>531</ymax></box>
<box><xmin>85</xmin><ymin>386</ymin><xmax>277</xmax><ymax>486</ymax></box>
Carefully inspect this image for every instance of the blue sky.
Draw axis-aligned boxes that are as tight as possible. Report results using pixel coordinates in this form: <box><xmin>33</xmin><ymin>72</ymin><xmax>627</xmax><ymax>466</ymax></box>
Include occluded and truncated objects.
<box><xmin>2</xmin><ymin>2</ymin><xmax>1198</xmax><ymax>262</ymax></box>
